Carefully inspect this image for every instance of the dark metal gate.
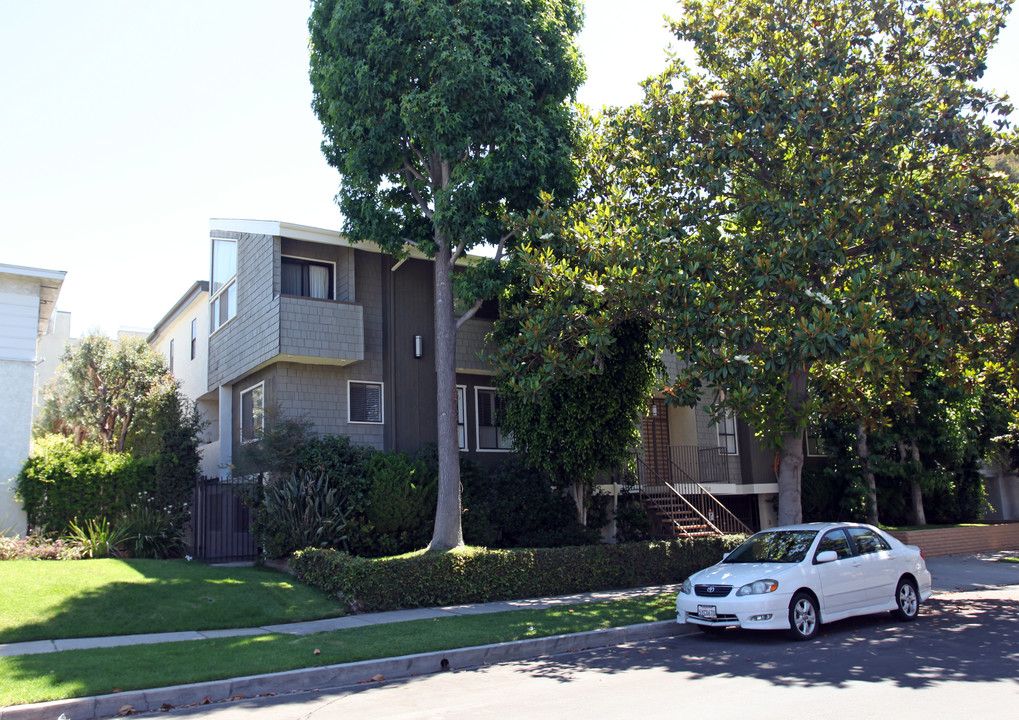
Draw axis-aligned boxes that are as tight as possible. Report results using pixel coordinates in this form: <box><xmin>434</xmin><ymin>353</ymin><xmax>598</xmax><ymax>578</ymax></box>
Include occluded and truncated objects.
<box><xmin>188</xmin><ymin>477</ymin><xmax>258</xmax><ymax>563</ymax></box>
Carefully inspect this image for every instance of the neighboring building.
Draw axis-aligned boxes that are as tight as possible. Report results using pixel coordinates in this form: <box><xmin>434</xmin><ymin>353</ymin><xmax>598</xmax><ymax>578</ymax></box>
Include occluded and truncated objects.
<box><xmin>0</xmin><ymin>263</ymin><xmax>65</xmax><ymax>536</ymax></box>
<box><xmin>156</xmin><ymin>219</ymin><xmax>501</xmax><ymax>479</ymax></box>
<box><xmin>33</xmin><ymin>310</ymin><xmax>76</xmax><ymax>420</ymax></box>
<box><xmin>148</xmin><ymin>281</ymin><xmax>219</xmax><ymax>477</ymax></box>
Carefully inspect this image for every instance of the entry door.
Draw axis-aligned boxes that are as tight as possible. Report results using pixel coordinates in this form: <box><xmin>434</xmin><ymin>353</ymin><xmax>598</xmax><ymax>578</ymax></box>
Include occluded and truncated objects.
<box><xmin>641</xmin><ymin>398</ymin><xmax>671</xmax><ymax>482</ymax></box>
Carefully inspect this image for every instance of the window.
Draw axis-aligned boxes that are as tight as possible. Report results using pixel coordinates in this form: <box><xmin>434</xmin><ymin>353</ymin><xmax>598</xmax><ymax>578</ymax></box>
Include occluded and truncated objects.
<box><xmin>190</xmin><ymin>318</ymin><xmax>197</xmax><ymax>359</ymax></box>
<box><xmin>476</xmin><ymin>387</ymin><xmax>512</xmax><ymax>451</ymax></box>
<box><xmin>847</xmin><ymin>527</ymin><xmax>891</xmax><ymax>555</ymax></box>
<box><xmin>349</xmin><ymin>381</ymin><xmax>383</xmax><ymax>424</ymax></box>
<box><xmin>240</xmin><ymin>383</ymin><xmax>264</xmax><ymax>443</ymax></box>
<box><xmin>281</xmin><ymin>257</ymin><xmax>333</xmax><ymax>299</ymax></box>
<box><xmin>456</xmin><ymin>385</ymin><xmax>467</xmax><ymax>451</ymax></box>
<box><xmin>168</xmin><ymin>339</ymin><xmax>174</xmax><ymax>374</ymax></box>
<box><xmin>816</xmin><ymin>529</ymin><xmax>854</xmax><ymax>560</ymax></box>
<box><xmin>717</xmin><ymin>413</ymin><xmax>738</xmax><ymax>455</ymax></box>
<box><xmin>806</xmin><ymin>423</ymin><xmax>827</xmax><ymax>457</ymax></box>
<box><xmin>211</xmin><ymin>238</ymin><xmax>238</xmax><ymax>331</ymax></box>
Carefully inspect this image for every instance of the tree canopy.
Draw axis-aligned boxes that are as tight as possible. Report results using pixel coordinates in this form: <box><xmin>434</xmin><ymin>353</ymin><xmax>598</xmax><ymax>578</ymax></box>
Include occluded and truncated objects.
<box><xmin>308</xmin><ymin>0</ymin><xmax>586</xmax><ymax>549</ymax></box>
<box><xmin>498</xmin><ymin>0</ymin><xmax>1019</xmax><ymax>525</ymax></box>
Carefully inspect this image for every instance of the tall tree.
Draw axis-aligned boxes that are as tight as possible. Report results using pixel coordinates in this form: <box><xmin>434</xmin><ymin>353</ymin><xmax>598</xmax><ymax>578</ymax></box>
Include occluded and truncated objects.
<box><xmin>497</xmin><ymin>0</ymin><xmax>1019</xmax><ymax>526</ymax></box>
<box><xmin>308</xmin><ymin>0</ymin><xmax>585</xmax><ymax>549</ymax></box>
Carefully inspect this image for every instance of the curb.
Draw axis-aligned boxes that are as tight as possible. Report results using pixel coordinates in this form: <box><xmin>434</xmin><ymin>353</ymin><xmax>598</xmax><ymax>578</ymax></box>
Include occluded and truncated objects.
<box><xmin>0</xmin><ymin>621</ymin><xmax>690</xmax><ymax>720</ymax></box>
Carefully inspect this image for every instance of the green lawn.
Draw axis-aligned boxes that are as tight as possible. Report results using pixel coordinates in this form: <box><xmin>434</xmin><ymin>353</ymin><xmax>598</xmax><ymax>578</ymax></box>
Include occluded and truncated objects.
<box><xmin>0</xmin><ymin>559</ymin><xmax>345</xmax><ymax>644</ymax></box>
<box><xmin>998</xmin><ymin>556</ymin><xmax>1019</xmax><ymax>564</ymax></box>
<box><xmin>0</xmin><ymin>594</ymin><xmax>676</xmax><ymax>707</ymax></box>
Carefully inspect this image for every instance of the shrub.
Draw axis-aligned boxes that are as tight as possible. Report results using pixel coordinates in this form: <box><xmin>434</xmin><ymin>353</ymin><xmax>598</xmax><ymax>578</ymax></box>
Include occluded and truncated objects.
<box><xmin>15</xmin><ymin>435</ymin><xmax>144</xmax><ymax>534</ymax></box>
<box><xmin>250</xmin><ymin>471</ymin><xmax>353</xmax><ymax>559</ymax></box>
<box><xmin>461</xmin><ymin>455</ymin><xmax>594</xmax><ymax>548</ymax></box>
<box><xmin>63</xmin><ymin>517</ymin><xmax>132</xmax><ymax>559</ymax></box>
<box><xmin>360</xmin><ymin>452</ymin><xmax>436</xmax><ymax>557</ymax></box>
<box><xmin>292</xmin><ymin>536</ymin><xmax>745</xmax><ymax>613</ymax></box>
<box><xmin>0</xmin><ymin>535</ymin><xmax>83</xmax><ymax>561</ymax></box>
<box><xmin>121</xmin><ymin>497</ymin><xmax>188</xmax><ymax>559</ymax></box>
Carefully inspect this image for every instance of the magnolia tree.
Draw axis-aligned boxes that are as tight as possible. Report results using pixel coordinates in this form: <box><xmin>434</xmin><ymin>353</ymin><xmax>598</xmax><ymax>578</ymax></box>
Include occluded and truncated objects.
<box><xmin>308</xmin><ymin>0</ymin><xmax>585</xmax><ymax>549</ymax></box>
<box><xmin>499</xmin><ymin>0</ymin><xmax>1019</xmax><ymax>526</ymax></box>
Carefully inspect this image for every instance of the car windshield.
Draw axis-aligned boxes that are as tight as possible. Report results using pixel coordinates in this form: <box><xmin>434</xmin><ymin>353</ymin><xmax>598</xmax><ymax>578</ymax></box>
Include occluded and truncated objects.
<box><xmin>724</xmin><ymin>530</ymin><xmax>818</xmax><ymax>563</ymax></box>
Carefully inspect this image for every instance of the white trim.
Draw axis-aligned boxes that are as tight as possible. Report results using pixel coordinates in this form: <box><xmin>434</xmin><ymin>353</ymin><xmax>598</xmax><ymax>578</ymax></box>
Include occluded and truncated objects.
<box><xmin>348</xmin><ymin>380</ymin><xmax>384</xmax><ymax>424</ymax></box>
<box><xmin>239</xmin><ymin>381</ymin><xmax>264</xmax><ymax>443</ymax></box>
<box><xmin>474</xmin><ymin>386</ymin><xmax>512</xmax><ymax>452</ymax></box>
<box><xmin>456</xmin><ymin>384</ymin><xmax>467</xmax><ymax>451</ymax></box>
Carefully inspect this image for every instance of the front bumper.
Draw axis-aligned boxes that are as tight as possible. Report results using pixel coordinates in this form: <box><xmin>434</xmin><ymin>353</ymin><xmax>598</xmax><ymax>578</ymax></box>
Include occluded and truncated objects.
<box><xmin>676</xmin><ymin>592</ymin><xmax>794</xmax><ymax>631</ymax></box>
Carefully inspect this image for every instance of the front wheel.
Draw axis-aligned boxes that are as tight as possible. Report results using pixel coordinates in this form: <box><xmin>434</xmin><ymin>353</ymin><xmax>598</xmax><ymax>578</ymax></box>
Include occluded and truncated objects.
<box><xmin>788</xmin><ymin>592</ymin><xmax>820</xmax><ymax>641</ymax></box>
<box><xmin>893</xmin><ymin>578</ymin><xmax>920</xmax><ymax>621</ymax></box>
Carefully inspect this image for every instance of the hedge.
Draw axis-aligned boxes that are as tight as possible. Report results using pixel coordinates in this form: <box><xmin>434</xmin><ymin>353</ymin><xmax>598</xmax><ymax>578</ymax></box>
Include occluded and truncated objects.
<box><xmin>291</xmin><ymin>536</ymin><xmax>746</xmax><ymax>613</ymax></box>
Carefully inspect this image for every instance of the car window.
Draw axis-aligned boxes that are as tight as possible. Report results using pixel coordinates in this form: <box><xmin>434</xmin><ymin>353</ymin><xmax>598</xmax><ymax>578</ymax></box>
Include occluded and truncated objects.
<box><xmin>847</xmin><ymin>527</ymin><xmax>891</xmax><ymax>555</ymax></box>
<box><xmin>724</xmin><ymin>530</ymin><xmax>818</xmax><ymax>563</ymax></box>
<box><xmin>817</xmin><ymin>529</ymin><xmax>854</xmax><ymax>560</ymax></box>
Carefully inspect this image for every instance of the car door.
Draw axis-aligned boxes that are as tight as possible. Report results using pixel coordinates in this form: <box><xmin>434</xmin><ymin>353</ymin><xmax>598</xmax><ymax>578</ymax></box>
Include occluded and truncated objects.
<box><xmin>812</xmin><ymin>528</ymin><xmax>867</xmax><ymax>617</ymax></box>
<box><xmin>847</xmin><ymin>526</ymin><xmax>898</xmax><ymax>606</ymax></box>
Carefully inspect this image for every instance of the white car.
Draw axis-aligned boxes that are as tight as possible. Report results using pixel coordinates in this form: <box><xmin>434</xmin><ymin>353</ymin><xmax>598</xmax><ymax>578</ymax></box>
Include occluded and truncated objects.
<box><xmin>676</xmin><ymin>522</ymin><xmax>933</xmax><ymax>640</ymax></box>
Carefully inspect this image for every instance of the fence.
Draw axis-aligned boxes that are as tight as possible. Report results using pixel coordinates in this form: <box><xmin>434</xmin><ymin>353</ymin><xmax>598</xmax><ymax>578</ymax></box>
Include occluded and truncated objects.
<box><xmin>187</xmin><ymin>477</ymin><xmax>258</xmax><ymax>563</ymax></box>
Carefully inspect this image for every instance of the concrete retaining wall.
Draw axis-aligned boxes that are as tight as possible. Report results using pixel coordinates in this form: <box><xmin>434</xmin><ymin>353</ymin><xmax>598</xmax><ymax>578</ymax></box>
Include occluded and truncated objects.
<box><xmin>888</xmin><ymin>523</ymin><xmax>1019</xmax><ymax>558</ymax></box>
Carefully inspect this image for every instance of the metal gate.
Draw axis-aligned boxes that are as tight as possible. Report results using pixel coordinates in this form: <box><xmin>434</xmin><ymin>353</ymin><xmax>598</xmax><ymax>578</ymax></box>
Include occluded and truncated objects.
<box><xmin>188</xmin><ymin>477</ymin><xmax>258</xmax><ymax>563</ymax></box>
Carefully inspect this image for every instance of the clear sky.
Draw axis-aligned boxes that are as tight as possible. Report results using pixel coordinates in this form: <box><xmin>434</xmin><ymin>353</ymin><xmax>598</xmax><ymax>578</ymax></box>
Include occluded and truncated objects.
<box><xmin>2</xmin><ymin>1</ymin><xmax>1016</xmax><ymax>338</ymax></box>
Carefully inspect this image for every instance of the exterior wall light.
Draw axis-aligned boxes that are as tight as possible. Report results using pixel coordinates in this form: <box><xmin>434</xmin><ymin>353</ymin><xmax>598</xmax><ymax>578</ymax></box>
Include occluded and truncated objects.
<box><xmin>414</xmin><ymin>335</ymin><xmax>424</xmax><ymax>359</ymax></box>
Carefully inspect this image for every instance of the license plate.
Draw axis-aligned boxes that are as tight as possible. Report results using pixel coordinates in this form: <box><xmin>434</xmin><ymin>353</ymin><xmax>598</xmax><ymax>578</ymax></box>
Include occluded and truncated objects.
<box><xmin>698</xmin><ymin>605</ymin><xmax>717</xmax><ymax>620</ymax></box>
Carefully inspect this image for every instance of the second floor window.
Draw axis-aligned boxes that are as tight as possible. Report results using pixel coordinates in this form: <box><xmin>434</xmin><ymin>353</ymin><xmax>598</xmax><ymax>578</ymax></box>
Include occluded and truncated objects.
<box><xmin>717</xmin><ymin>413</ymin><xmax>739</xmax><ymax>455</ymax></box>
<box><xmin>282</xmin><ymin>257</ymin><xmax>333</xmax><ymax>300</ymax></box>
<box><xmin>190</xmin><ymin>318</ymin><xmax>197</xmax><ymax>359</ymax></box>
<box><xmin>349</xmin><ymin>381</ymin><xmax>383</xmax><ymax>424</ymax></box>
<box><xmin>211</xmin><ymin>238</ymin><xmax>238</xmax><ymax>331</ymax></box>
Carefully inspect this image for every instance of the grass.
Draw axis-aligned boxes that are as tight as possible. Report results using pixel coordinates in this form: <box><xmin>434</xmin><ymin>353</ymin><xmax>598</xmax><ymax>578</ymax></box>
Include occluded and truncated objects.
<box><xmin>0</xmin><ymin>559</ymin><xmax>345</xmax><ymax>644</ymax></box>
<box><xmin>0</xmin><ymin>594</ymin><xmax>676</xmax><ymax>707</ymax></box>
<box><xmin>998</xmin><ymin>556</ymin><xmax>1019</xmax><ymax>564</ymax></box>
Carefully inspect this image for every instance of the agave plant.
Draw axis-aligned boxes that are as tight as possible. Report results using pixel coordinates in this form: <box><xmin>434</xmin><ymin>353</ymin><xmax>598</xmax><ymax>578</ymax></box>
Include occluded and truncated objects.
<box><xmin>260</xmin><ymin>470</ymin><xmax>350</xmax><ymax>555</ymax></box>
<box><xmin>64</xmin><ymin>517</ymin><xmax>132</xmax><ymax>558</ymax></box>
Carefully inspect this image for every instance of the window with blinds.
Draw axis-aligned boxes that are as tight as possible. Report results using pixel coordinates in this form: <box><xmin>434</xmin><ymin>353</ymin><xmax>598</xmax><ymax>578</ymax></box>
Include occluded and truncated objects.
<box><xmin>349</xmin><ymin>381</ymin><xmax>383</xmax><ymax>424</ymax></box>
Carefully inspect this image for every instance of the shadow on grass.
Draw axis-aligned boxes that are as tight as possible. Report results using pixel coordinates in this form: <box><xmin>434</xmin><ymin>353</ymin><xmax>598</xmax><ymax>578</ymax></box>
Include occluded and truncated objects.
<box><xmin>0</xmin><ymin>559</ymin><xmax>344</xmax><ymax>644</ymax></box>
<box><xmin>516</xmin><ymin>594</ymin><xmax>1019</xmax><ymax>689</ymax></box>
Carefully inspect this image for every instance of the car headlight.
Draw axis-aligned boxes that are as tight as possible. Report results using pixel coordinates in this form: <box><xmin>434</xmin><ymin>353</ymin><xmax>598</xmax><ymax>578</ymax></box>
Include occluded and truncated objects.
<box><xmin>736</xmin><ymin>579</ymin><xmax>779</xmax><ymax>596</ymax></box>
<box><xmin>680</xmin><ymin>578</ymin><xmax>693</xmax><ymax>595</ymax></box>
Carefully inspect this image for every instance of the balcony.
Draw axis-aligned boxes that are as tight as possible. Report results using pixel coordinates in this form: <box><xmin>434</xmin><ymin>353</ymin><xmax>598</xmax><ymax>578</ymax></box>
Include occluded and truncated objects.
<box><xmin>278</xmin><ymin>296</ymin><xmax>364</xmax><ymax>365</ymax></box>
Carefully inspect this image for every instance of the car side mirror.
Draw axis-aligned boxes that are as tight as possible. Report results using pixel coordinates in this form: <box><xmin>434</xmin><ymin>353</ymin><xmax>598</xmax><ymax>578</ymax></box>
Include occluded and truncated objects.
<box><xmin>815</xmin><ymin>550</ymin><xmax>838</xmax><ymax>564</ymax></box>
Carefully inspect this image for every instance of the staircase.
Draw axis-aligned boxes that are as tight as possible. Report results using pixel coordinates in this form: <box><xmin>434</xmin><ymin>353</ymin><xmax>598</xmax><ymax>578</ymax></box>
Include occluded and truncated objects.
<box><xmin>632</xmin><ymin>454</ymin><xmax>753</xmax><ymax>539</ymax></box>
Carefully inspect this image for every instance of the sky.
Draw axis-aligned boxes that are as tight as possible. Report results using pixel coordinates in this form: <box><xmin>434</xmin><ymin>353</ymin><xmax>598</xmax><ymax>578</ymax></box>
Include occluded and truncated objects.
<box><xmin>2</xmin><ymin>1</ymin><xmax>1016</xmax><ymax>339</ymax></box>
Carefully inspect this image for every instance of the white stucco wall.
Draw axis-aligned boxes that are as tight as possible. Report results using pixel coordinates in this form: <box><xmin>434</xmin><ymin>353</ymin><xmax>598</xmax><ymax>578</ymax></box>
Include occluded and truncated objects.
<box><xmin>1</xmin><ymin>266</ymin><xmax>64</xmax><ymax>535</ymax></box>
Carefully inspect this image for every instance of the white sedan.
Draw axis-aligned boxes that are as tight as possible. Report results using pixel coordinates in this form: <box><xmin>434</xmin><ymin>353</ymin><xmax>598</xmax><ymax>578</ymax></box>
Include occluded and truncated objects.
<box><xmin>676</xmin><ymin>522</ymin><xmax>933</xmax><ymax>640</ymax></box>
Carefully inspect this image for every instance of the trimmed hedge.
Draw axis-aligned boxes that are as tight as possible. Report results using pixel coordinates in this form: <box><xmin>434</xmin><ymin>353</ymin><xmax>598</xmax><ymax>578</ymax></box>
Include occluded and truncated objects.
<box><xmin>292</xmin><ymin>537</ymin><xmax>746</xmax><ymax>613</ymax></box>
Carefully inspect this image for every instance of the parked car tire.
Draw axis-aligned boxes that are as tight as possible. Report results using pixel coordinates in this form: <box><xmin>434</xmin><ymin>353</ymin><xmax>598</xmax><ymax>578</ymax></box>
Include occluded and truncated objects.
<box><xmin>788</xmin><ymin>592</ymin><xmax>820</xmax><ymax>641</ymax></box>
<box><xmin>893</xmin><ymin>577</ymin><xmax>920</xmax><ymax>621</ymax></box>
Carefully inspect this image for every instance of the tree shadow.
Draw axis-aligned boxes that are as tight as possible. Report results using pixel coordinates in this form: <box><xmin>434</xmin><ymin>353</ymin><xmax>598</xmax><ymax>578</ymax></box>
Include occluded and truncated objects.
<box><xmin>0</xmin><ymin>559</ymin><xmax>343</xmax><ymax>644</ymax></box>
<box><xmin>519</xmin><ymin>595</ymin><xmax>1019</xmax><ymax>690</ymax></box>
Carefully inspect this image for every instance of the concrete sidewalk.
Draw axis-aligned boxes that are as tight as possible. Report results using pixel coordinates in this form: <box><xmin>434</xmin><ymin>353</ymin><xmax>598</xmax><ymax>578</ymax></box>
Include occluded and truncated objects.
<box><xmin>1</xmin><ymin>552</ymin><xmax>1015</xmax><ymax>720</ymax></box>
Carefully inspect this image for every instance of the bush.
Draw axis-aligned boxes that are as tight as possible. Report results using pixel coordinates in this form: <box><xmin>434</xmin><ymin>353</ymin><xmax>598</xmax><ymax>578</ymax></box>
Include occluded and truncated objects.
<box><xmin>0</xmin><ymin>535</ymin><xmax>83</xmax><ymax>561</ymax></box>
<box><xmin>461</xmin><ymin>456</ymin><xmax>595</xmax><ymax>548</ymax></box>
<box><xmin>360</xmin><ymin>452</ymin><xmax>436</xmax><ymax>557</ymax></box>
<box><xmin>121</xmin><ymin>496</ymin><xmax>188</xmax><ymax>559</ymax></box>
<box><xmin>15</xmin><ymin>435</ymin><xmax>144</xmax><ymax>534</ymax></box>
<box><xmin>292</xmin><ymin>536</ymin><xmax>746</xmax><ymax>613</ymax></box>
<box><xmin>250</xmin><ymin>471</ymin><xmax>353</xmax><ymax>559</ymax></box>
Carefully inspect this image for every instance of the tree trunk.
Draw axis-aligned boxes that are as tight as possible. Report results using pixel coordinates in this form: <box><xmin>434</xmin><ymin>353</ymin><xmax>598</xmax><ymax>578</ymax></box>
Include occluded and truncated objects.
<box><xmin>569</xmin><ymin>481</ymin><xmax>587</xmax><ymax>526</ymax></box>
<box><xmin>908</xmin><ymin>440</ymin><xmax>927</xmax><ymax>526</ymax></box>
<box><xmin>427</xmin><ymin>240</ymin><xmax>465</xmax><ymax>551</ymax></box>
<box><xmin>856</xmin><ymin>423</ymin><xmax>879</xmax><ymax>526</ymax></box>
<box><xmin>776</xmin><ymin>367</ymin><xmax>810</xmax><ymax>525</ymax></box>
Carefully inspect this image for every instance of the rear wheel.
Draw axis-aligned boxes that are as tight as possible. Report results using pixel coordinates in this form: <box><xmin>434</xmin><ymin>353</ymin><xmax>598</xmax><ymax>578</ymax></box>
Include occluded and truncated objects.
<box><xmin>893</xmin><ymin>578</ymin><xmax>919</xmax><ymax>621</ymax></box>
<box><xmin>788</xmin><ymin>592</ymin><xmax>820</xmax><ymax>641</ymax></box>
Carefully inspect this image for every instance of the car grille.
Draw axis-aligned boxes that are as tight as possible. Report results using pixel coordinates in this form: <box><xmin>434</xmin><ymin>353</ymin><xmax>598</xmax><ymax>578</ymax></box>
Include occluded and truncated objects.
<box><xmin>694</xmin><ymin>584</ymin><xmax>733</xmax><ymax>597</ymax></box>
<box><xmin>690</xmin><ymin>611</ymin><xmax>739</xmax><ymax>623</ymax></box>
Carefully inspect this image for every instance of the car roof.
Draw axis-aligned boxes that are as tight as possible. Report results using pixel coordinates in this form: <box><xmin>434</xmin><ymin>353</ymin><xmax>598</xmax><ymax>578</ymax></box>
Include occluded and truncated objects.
<box><xmin>757</xmin><ymin>522</ymin><xmax>876</xmax><ymax>533</ymax></box>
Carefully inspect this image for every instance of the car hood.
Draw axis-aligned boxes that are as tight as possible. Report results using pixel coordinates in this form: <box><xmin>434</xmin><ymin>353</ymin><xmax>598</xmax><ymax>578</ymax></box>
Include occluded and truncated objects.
<box><xmin>690</xmin><ymin>562</ymin><xmax>800</xmax><ymax>586</ymax></box>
